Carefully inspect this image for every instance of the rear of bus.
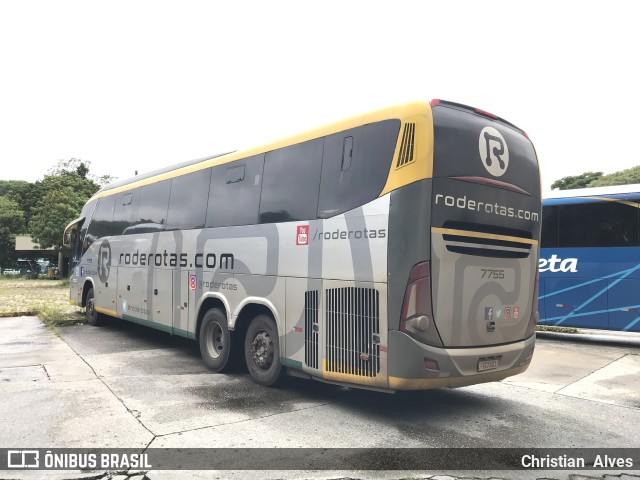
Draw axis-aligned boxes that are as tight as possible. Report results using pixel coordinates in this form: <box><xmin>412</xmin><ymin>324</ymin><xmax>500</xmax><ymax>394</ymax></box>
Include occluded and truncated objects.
<box><xmin>387</xmin><ymin>100</ymin><xmax>541</xmax><ymax>389</ymax></box>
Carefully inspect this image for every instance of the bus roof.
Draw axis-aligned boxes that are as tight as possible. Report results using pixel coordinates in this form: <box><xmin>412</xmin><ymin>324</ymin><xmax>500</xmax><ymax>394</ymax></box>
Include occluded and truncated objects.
<box><xmin>544</xmin><ymin>184</ymin><xmax>640</xmax><ymax>204</ymax></box>
<box><xmin>92</xmin><ymin>101</ymin><xmax>433</xmax><ymax>200</ymax></box>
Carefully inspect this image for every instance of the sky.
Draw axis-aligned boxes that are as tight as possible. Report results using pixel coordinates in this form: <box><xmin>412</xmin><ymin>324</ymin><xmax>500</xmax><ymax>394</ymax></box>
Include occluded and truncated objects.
<box><xmin>1</xmin><ymin>0</ymin><xmax>638</xmax><ymax>195</ymax></box>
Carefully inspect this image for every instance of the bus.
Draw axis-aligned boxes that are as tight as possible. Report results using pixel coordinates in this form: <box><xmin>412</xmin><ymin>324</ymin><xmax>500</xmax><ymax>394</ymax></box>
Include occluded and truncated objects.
<box><xmin>539</xmin><ymin>184</ymin><xmax>640</xmax><ymax>332</ymax></box>
<box><xmin>64</xmin><ymin>100</ymin><xmax>541</xmax><ymax>391</ymax></box>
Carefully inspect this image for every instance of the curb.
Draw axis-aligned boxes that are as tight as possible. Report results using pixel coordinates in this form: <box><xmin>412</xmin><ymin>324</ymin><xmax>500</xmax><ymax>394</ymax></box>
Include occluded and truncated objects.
<box><xmin>536</xmin><ymin>330</ymin><xmax>640</xmax><ymax>348</ymax></box>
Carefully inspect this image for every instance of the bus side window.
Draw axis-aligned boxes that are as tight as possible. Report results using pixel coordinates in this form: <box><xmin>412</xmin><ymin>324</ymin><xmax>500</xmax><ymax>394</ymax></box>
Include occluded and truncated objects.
<box><xmin>167</xmin><ymin>169</ymin><xmax>211</xmax><ymax>230</ymax></box>
<box><xmin>207</xmin><ymin>155</ymin><xmax>264</xmax><ymax>228</ymax></box>
<box><xmin>259</xmin><ymin>141</ymin><xmax>322</xmax><ymax>223</ymax></box>
<box><xmin>558</xmin><ymin>202</ymin><xmax>639</xmax><ymax>248</ymax></box>
<box><xmin>135</xmin><ymin>180</ymin><xmax>171</xmax><ymax>233</ymax></box>
<box><xmin>341</xmin><ymin>137</ymin><xmax>353</xmax><ymax>171</ymax></box>
<box><xmin>114</xmin><ymin>188</ymin><xmax>140</xmax><ymax>235</ymax></box>
<box><xmin>86</xmin><ymin>196</ymin><xmax>116</xmax><ymax>241</ymax></box>
<box><xmin>77</xmin><ymin>200</ymin><xmax>97</xmax><ymax>254</ymax></box>
<box><xmin>317</xmin><ymin>119</ymin><xmax>400</xmax><ymax>219</ymax></box>
<box><xmin>540</xmin><ymin>206</ymin><xmax>558</xmax><ymax>248</ymax></box>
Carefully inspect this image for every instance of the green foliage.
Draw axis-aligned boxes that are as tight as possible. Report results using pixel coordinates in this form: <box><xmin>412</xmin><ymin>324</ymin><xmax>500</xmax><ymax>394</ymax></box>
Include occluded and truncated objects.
<box><xmin>47</xmin><ymin>158</ymin><xmax>116</xmax><ymax>186</ymax></box>
<box><xmin>551</xmin><ymin>166</ymin><xmax>640</xmax><ymax>190</ymax></box>
<box><xmin>8</xmin><ymin>168</ymin><xmax>99</xmax><ymax>227</ymax></box>
<box><xmin>0</xmin><ymin>180</ymin><xmax>28</xmax><ymax>197</ymax></box>
<box><xmin>7</xmin><ymin>159</ymin><xmax>101</xmax><ymax>253</ymax></box>
<box><xmin>551</xmin><ymin>171</ymin><xmax>603</xmax><ymax>190</ymax></box>
<box><xmin>588</xmin><ymin>165</ymin><xmax>640</xmax><ymax>187</ymax></box>
<box><xmin>0</xmin><ymin>197</ymin><xmax>25</xmax><ymax>233</ymax></box>
<box><xmin>29</xmin><ymin>189</ymin><xmax>86</xmax><ymax>251</ymax></box>
<box><xmin>1</xmin><ymin>159</ymin><xmax>106</xmax><ymax>259</ymax></box>
<box><xmin>0</xmin><ymin>197</ymin><xmax>26</xmax><ymax>269</ymax></box>
<box><xmin>536</xmin><ymin>325</ymin><xmax>580</xmax><ymax>334</ymax></box>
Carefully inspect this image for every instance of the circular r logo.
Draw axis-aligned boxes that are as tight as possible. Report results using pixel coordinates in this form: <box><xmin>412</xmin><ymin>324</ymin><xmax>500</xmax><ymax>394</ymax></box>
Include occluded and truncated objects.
<box><xmin>479</xmin><ymin>126</ymin><xmax>509</xmax><ymax>177</ymax></box>
<box><xmin>98</xmin><ymin>239</ymin><xmax>111</xmax><ymax>283</ymax></box>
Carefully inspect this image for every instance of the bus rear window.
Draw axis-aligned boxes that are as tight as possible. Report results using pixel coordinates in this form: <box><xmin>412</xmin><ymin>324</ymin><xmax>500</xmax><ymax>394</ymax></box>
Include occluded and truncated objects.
<box><xmin>432</xmin><ymin>103</ymin><xmax>540</xmax><ymax>198</ymax></box>
<box><xmin>557</xmin><ymin>201</ymin><xmax>639</xmax><ymax>248</ymax></box>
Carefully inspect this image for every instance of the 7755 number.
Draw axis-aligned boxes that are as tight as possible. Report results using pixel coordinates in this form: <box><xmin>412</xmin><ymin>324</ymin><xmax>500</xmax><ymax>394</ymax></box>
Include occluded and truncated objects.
<box><xmin>481</xmin><ymin>268</ymin><xmax>505</xmax><ymax>279</ymax></box>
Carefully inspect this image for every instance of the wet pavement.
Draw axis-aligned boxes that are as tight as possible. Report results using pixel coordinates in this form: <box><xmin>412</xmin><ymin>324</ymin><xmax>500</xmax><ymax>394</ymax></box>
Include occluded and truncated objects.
<box><xmin>1</xmin><ymin>316</ymin><xmax>639</xmax><ymax>480</ymax></box>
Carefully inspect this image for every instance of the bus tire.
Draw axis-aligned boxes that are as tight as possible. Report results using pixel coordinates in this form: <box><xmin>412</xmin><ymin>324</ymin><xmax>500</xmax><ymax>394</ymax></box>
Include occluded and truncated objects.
<box><xmin>85</xmin><ymin>288</ymin><xmax>102</xmax><ymax>326</ymax></box>
<box><xmin>244</xmin><ymin>314</ymin><xmax>284</xmax><ymax>387</ymax></box>
<box><xmin>199</xmin><ymin>308</ymin><xmax>235</xmax><ymax>372</ymax></box>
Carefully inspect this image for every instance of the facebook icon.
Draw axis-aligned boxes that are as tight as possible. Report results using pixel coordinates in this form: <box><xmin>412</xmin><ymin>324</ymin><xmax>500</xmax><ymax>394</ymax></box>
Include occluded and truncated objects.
<box><xmin>484</xmin><ymin>307</ymin><xmax>493</xmax><ymax>321</ymax></box>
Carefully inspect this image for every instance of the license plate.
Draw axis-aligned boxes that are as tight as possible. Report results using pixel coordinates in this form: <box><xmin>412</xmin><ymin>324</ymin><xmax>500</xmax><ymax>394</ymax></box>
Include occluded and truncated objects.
<box><xmin>478</xmin><ymin>358</ymin><xmax>499</xmax><ymax>372</ymax></box>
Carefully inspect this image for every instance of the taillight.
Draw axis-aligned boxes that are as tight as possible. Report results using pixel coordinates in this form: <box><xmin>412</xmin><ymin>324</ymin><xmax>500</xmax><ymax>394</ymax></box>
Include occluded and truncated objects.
<box><xmin>475</xmin><ymin>107</ymin><xmax>498</xmax><ymax>119</ymax></box>
<box><xmin>400</xmin><ymin>262</ymin><xmax>443</xmax><ymax>347</ymax></box>
<box><xmin>525</xmin><ymin>268</ymin><xmax>539</xmax><ymax>338</ymax></box>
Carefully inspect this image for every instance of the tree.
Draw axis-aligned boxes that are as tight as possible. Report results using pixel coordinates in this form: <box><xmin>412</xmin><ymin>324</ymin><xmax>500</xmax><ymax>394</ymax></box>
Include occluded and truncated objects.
<box><xmin>47</xmin><ymin>158</ymin><xmax>116</xmax><ymax>186</ymax></box>
<box><xmin>0</xmin><ymin>197</ymin><xmax>25</xmax><ymax>269</ymax></box>
<box><xmin>0</xmin><ymin>180</ymin><xmax>28</xmax><ymax>197</ymax></box>
<box><xmin>29</xmin><ymin>189</ymin><xmax>85</xmax><ymax>252</ymax></box>
<box><xmin>551</xmin><ymin>172</ymin><xmax>603</xmax><ymax>190</ymax></box>
<box><xmin>25</xmin><ymin>160</ymin><xmax>101</xmax><ymax>253</ymax></box>
<box><xmin>589</xmin><ymin>166</ymin><xmax>640</xmax><ymax>187</ymax></box>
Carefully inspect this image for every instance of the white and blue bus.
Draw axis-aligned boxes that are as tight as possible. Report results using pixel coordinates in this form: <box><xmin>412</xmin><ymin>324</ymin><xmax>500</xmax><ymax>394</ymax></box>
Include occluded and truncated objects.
<box><xmin>539</xmin><ymin>184</ymin><xmax>640</xmax><ymax>332</ymax></box>
<box><xmin>64</xmin><ymin>100</ymin><xmax>541</xmax><ymax>391</ymax></box>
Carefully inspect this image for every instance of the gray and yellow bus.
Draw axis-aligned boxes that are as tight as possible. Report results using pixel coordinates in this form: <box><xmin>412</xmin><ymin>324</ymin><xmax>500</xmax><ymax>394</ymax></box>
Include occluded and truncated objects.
<box><xmin>64</xmin><ymin>100</ymin><xmax>541</xmax><ymax>391</ymax></box>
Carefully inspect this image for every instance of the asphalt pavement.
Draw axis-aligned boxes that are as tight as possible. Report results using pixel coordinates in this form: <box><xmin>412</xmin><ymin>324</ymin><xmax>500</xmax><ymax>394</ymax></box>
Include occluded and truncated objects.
<box><xmin>1</xmin><ymin>316</ymin><xmax>639</xmax><ymax>480</ymax></box>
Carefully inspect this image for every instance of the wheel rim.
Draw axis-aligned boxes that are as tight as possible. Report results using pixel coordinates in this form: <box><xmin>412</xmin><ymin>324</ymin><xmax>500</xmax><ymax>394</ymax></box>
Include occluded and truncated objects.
<box><xmin>250</xmin><ymin>330</ymin><xmax>274</xmax><ymax>371</ymax></box>
<box><xmin>205</xmin><ymin>322</ymin><xmax>224</xmax><ymax>359</ymax></box>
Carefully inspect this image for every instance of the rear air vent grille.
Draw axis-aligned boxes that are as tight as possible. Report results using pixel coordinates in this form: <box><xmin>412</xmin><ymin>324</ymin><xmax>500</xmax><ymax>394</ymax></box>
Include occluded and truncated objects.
<box><xmin>396</xmin><ymin>123</ymin><xmax>416</xmax><ymax>168</ymax></box>
<box><xmin>434</xmin><ymin>222</ymin><xmax>534</xmax><ymax>259</ymax></box>
<box><xmin>304</xmin><ymin>290</ymin><xmax>319</xmax><ymax>370</ymax></box>
<box><xmin>325</xmin><ymin>287</ymin><xmax>380</xmax><ymax>377</ymax></box>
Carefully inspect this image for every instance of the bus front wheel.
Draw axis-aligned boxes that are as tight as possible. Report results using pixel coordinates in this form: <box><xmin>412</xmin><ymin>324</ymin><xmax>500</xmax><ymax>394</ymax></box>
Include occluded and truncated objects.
<box><xmin>85</xmin><ymin>288</ymin><xmax>102</xmax><ymax>326</ymax></box>
<box><xmin>244</xmin><ymin>314</ymin><xmax>284</xmax><ymax>387</ymax></box>
<box><xmin>199</xmin><ymin>308</ymin><xmax>236</xmax><ymax>372</ymax></box>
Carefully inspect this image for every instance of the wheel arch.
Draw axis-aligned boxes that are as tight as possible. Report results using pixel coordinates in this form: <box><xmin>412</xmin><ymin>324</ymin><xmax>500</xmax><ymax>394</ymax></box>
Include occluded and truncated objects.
<box><xmin>232</xmin><ymin>297</ymin><xmax>281</xmax><ymax>336</ymax></box>
<box><xmin>195</xmin><ymin>294</ymin><xmax>230</xmax><ymax>341</ymax></box>
<box><xmin>81</xmin><ymin>279</ymin><xmax>96</xmax><ymax>308</ymax></box>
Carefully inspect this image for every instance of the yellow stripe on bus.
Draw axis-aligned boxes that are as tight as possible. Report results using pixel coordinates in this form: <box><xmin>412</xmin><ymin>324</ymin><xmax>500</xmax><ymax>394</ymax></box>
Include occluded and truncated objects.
<box><xmin>431</xmin><ymin>227</ymin><xmax>539</xmax><ymax>246</ymax></box>
<box><xmin>321</xmin><ymin>360</ymin><xmax>388</xmax><ymax>388</ymax></box>
<box><xmin>583</xmin><ymin>196</ymin><xmax>640</xmax><ymax>208</ymax></box>
<box><xmin>95</xmin><ymin>306</ymin><xmax>117</xmax><ymax>317</ymax></box>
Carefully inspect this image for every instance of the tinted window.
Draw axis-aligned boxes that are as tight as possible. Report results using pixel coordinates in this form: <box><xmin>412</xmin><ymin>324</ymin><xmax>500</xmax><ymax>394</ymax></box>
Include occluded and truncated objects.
<box><xmin>432</xmin><ymin>104</ymin><xmax>540</xmax><ymax>198</ymax></box>
<box><xmin>260</xmin><ymin>140</ymin><xmax>323</xmax><ymax>223</ymax></box>
<box><xmin>136</xmin><ymin>180</ymin><xmax>171</xmax><ymax>232</ymax></box>
<box><xmin>558</xmin><ymin>201</ymin><xmax>639</xmax><ymax>248</ymax></box>
<box><xmin>113</xmin><ymin>188</ymin><xmax>140</xmax><ymax>235</ymax></box>
<box><xmin>541</xmin><ymin>205</ymin><xmax>558</xmax><ymax>248</ymax></box>
<box><xmin>318</xmin><ymin>120</ymin><xmax>400</xmax><ymax>218</ymax></box>
<box><xmin>167</xmin><ymin>169</ymin><xmax>211</xmax><ymax>230</ymax></box>
<box><xmin>207</xmin><ymin>155</ymin><xmax>265</xmax><ymax>228</ymax></box>
<box><xmin>86</xmin><ymin>195</ymin><xmax>116</xmax><ymax>242</ymax></box>
<box><xmin>76</xmin><ymin>200</ymin><xmax>97</xmax><ymax>257</ymax></box>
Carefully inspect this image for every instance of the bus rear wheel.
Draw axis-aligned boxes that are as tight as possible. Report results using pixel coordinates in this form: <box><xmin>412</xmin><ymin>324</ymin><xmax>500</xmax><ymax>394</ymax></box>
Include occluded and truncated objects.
<box><xmin>199</xmin><ymin>308</ymin><xmax>237</xmax><ymax>372</ymax></box>
<box><xmin>85</xmin><ymin>288</ymin><xmax>102</xmax><ymax>326</ymax></box>
<box><xmin>244</xmin><ymin>314</ymin><xmax>284</xmax><ymax>387</ymax></box>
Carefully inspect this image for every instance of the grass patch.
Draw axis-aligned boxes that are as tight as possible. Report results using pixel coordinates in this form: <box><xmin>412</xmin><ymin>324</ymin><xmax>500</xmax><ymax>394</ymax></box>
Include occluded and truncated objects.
<box><xmin>536</xmin><ymin>325</ymin><xmax>581</xmax><ymax>334</ymax></box>
<box><xmin>0</xmin><ymin>278</ymin><xmax>84</xmax><ymax>325</ymax></box>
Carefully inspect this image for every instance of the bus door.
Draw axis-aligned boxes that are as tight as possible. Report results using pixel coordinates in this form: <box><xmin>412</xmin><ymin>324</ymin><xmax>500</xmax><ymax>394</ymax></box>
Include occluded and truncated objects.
<box><xmin>117</xmin><ymin>266</ymin><xmax>143</xmax><ymax>322</ymax></box>
<box><xmin>94</xmin><ymin>238</ymin><xmax>118</xmax><ymax>315</ymax></box>
<box><xmin>174</xmin><ymin>270</ymin><xmax>196</xmax><ymax>336</ymax></box>
<box><xmin>146</xmin><ymin>269</ymin><xmax>173</xmax><ymax>331</ymax></box>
